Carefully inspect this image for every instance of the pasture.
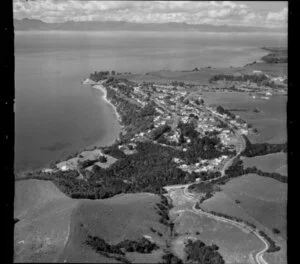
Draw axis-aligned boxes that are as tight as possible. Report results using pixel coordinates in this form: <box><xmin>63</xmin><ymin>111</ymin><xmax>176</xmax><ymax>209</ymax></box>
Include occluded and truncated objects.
<box><xmin>243</xmin><ymin>152</ymin><xmax>287</xmax><ymax>176</ymax></box>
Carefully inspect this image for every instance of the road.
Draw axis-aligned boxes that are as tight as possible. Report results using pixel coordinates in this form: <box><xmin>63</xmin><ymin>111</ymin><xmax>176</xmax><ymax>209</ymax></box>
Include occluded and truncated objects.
<box><xmin>169</xmin><ymin>185</ymin><xmax>269</xmax><ymax>264</ymax></box>
<box><xmin>164</xmin><ymin>114</ymin><xmax>268</xmax><ymax>264</ymax></box>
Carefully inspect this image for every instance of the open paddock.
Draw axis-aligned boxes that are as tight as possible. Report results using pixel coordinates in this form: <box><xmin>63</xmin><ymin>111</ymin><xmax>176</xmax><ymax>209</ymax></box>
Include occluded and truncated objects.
<box><xmin>243</xmin><ymin>152</ymin><xmax>287</xmax><ymax>176</ymax></box>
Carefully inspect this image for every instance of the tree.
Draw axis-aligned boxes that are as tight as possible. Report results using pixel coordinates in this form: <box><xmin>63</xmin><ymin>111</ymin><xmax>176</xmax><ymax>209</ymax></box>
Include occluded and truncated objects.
<box><xmin>99</xmin><ymin>155</ymin><xmax>108</xmax><ymax>163</ymax></box>
<box><xmin>111</xmin><ymin>70</ymin><xmax>116</xmax><ymax>75</ymax></box>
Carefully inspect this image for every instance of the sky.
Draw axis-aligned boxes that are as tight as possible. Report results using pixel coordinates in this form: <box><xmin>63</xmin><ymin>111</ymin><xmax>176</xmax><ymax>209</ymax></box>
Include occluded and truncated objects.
<box><xmin>13</xmin><ymin>0</ymin><xmax>288</xmax><ymax>29</ymax></box>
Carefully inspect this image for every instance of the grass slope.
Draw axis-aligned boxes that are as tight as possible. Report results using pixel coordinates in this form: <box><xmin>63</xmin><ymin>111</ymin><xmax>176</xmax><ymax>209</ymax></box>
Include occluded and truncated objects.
<box><xmin>57</xmin><ymin>193</ymin><xmax>170</xmax><ymax>263</ymax></box>
<box><xmin>243</xmin><ymin>153</ymin><xmax>287</xmax><ymax>176</ymax></box>
<box><xmin>15</xmin><ymin>180</ymin><xmax>170</xmax><ymax>263</ymax></box>
<box><xmin>14</xmin><ymin>180</ymin><xmax>78</xmax><ymax>262</ymax></box>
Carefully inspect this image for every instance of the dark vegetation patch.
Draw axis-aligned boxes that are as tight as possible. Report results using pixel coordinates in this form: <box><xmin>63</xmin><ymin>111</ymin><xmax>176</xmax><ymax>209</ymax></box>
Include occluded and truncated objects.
<box><xmin>258</xmin><ymin>230</ymin><xmax>281</xmax><ymax>253</ymax></box>
<box><xmin>188</xmin><ymin>182</ymin><xmax>220</xmax><ymax>203</ymax></box>
<box><xmin>160</xmin><ymin>252</ymin><xmax>183</xmax><ymax>264</ymax></box>
<box><xmin>184</xmin><ymin>239</ymin><xmax>225</xmax><ymax>264</ymax></box>
<box><xmin>241</xmin><ymin>135</ymin><xmax>287</xmax><ymax>158</ymax></box>
<box><xmin>225</xmin><ymin>158</ymin><xmax>287</xmax><ymax>183</ymax></box>
<box><xmin>209</xmin><ymin>73</ymin><xmax>285</xmax><ymax>89</ymax></box>
<box><xmin>85</xmin><ymin>235</ymin><xmax>160</xmax><ymax>261</ymax></box>
<box><xmin>272</xmin><ymin>228</ymin><xmax>281</xmax><ymax>235</ymax></box>
<box><xmin>155</xmin><ymin>195</ymin><xmax>174</xmax><ymax>235</ymax></box>
<box><xmin>261</xmin><ymin>48</ymin><xmax>287</xmax><ymax>64</ymax></box>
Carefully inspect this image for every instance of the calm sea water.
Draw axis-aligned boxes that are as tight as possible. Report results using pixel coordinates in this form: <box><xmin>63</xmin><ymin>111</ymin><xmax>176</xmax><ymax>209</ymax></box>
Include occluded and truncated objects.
<box><xmin>15</xmin><ymin>31</ymin><xmax>287</xmax><ymax>171</ymax></box>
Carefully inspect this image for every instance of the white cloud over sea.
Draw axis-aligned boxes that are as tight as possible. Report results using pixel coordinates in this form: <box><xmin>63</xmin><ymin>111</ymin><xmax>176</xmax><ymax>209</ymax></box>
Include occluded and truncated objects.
<box><xmin>13</xmin><ymin>0</ymin><xmax>287</xmax><ymax>29</ymax></box>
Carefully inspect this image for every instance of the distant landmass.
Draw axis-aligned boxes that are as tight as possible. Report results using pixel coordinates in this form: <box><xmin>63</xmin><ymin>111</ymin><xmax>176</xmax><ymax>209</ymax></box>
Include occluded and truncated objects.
<box><xmin>14</xmin><ymin>18</ymin><xmax>286</xmax><ymax>33</ymax></box>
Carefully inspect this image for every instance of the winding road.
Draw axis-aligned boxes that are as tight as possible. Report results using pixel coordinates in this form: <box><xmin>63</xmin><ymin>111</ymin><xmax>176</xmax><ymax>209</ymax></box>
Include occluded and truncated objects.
<box><xmin>168</xmin><ymin>184</ymin><xmax>269</xmax><ymax>264</ymax></box>
<box><xmin>164</xmin><ymin>117</ymin><xmax>269</xmax><ymax>264</ymax></box>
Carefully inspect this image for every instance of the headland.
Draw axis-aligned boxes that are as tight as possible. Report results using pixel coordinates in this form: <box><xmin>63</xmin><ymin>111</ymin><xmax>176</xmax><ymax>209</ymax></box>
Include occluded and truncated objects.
<box><xmin>15</xmin><ymin>47</ymin><xmax>287</xmax><ymax>263</ymax></box>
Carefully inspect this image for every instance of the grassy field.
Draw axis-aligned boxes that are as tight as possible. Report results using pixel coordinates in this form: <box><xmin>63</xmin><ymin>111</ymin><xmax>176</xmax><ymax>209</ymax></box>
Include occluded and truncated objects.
<box><xmin>168</xmin><ymin>187</ymin><xmax>268</xmax><ymax>264</ymax></box>
<box><xmin>242</xmin><ymin>62</ymin><xmax>287</xmax><ymax>76</ymax></box>
<box><xmin>243</xmin><ymin>152</ymin><xmax>287</xmax><ymax>176</ymax></box>
<box><xmin>202</xmin><ymin>174</ymin><xmax>287</xmax><ymax>237</ymax></box>
<box><xmin>123</xmin><ymin>67</ymin><xmax>243</xmax><ymax>85</ymax></box>
<box><xmin>201</xmin><ymin>91</ymin><xmax>287</xmax><ymax>144</ymax></box>
<box><xmin>119</xmin><ymin>59</ymin><xmax>287</xmax><ymax>84</ymax></box>
<box><xmin>15</xmin><ymin>180</ymin><xmax>170</xmax><ymax>263</ymax></box>
<box><xmin>57</xmin><ymin>193</ymin><xmax>170</xmax><ymax>263</ymax></box>
<box><xmin>200</xmin><ymin>174</ymin><xmax>287</xmax><ymax>263</ymax></box>
<box><xmin>14</xmin><ymin>180</ymin><xmax>78</xmax><ymax>263</ymax></box>
<box><xmin>172</xmin><ymin>210</ymin><xmax>263</xmax><ymax>264</ymax></box>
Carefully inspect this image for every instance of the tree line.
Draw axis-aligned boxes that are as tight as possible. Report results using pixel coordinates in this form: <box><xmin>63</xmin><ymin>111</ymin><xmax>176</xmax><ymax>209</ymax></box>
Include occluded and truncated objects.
<box><xmin>241</xmin><ymin>135</ymin><xmax>287</xmax><ymax>157</ymax></box>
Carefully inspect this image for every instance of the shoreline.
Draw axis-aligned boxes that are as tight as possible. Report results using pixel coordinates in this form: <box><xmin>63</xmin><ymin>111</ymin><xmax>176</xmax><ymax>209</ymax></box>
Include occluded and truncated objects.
<box><xmin>16</xmin><ymin>46</ymin><xmax>286</xmax><ymax>175</ymax></box>
<box><xmin>91</xmin><ymin>83</ymin><xmax>122</xmax><ymax>123</ymax></box>
<box><xmin>15</xmin><ymin>81</ymin><xmax>123</xmax><ymax>177</ymax></box>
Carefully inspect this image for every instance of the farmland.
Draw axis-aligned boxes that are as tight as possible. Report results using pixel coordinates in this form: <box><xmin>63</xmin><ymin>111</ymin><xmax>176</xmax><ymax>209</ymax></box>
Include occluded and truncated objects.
<box><xmin>243</xmin><ymin>153</ymin><xmax>287</xmax><ymax>176</ymax></box>
<box><xmin>202</xmin><ymin>174</ymin><xmax>287</xmax><ymax>237</ymax></box>
<box><xmin>167</xmin><ymin>187</ymin><xmax>267</xmax><ymax>264</ymax></box>
<box><xmin>15</xmin><ymin>179</ymin><xmax>171</xmax><ymax>263</ymax></box>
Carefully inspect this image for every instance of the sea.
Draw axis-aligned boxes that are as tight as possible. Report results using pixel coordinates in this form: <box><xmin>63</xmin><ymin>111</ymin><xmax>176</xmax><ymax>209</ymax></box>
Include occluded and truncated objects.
<box><xmin>14</xmin><ymin>30</ymin><xmax>287</xmax><ymax>172</ymax></box>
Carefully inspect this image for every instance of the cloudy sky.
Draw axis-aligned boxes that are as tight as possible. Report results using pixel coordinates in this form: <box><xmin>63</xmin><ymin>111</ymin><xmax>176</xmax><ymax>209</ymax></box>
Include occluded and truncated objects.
<box><xmin>13</xmin><ymin>0</ymin><xmax>287</xmax><ymax>28</ymax></box>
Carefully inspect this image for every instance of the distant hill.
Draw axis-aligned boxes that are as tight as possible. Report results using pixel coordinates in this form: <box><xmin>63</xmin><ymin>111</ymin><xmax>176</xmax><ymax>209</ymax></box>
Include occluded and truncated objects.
<box><xmin>14</xmin><ymin>18</ymin><xmax>286</xmax><ymax>33</ymax></box>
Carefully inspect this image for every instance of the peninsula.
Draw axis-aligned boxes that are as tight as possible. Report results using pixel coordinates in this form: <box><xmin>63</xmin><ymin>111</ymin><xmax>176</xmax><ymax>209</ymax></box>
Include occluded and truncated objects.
<box><xmin>14</xmin><ymin>47</ymin><xmax>287</xmax><ymax>264</ymax></box>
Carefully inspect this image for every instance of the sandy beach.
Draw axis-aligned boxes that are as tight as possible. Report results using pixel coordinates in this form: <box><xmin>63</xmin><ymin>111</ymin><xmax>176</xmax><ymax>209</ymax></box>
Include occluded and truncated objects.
<box><xmin>91</xmin><ymin>82</ymin><xmax>122</xmax><ymax>123</ymax></box>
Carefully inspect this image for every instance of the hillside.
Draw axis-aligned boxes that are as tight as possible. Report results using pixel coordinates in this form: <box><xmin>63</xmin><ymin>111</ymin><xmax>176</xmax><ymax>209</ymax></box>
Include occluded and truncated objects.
<box><xmin>14</xmin><ymin>180</ymin><xmax>171</xmax><ymax>263</ymax></box>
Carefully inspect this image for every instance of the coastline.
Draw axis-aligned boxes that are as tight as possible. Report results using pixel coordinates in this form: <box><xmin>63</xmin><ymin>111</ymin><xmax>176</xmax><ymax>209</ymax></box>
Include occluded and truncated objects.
<box><xmin>91</xmin><ymin>82</ymin><xmax>122</xmax><ymax>123</ymax></box>
<box><xmin>16</xmin><ymin>46</ymin><xmax>286</xmax><ymax>175</ymax></box>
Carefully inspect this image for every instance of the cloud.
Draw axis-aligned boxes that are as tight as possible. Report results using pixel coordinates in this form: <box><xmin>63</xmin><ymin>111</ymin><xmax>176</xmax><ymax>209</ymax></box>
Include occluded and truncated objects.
<box><xmin>13</xmin><ymin>0</ymin><xmax>287</xmax><ymax>28</ymax></box>
<box><xmin>267</xmin><ymin>7</ymin><xmax>287</xmax><ymax>22</ymax></box>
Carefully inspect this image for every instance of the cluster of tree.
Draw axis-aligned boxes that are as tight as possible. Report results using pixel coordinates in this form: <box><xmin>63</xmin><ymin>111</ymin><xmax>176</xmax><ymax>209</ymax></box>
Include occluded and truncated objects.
<box><xmin>89</xmin><ymin>71</ymin><xmax>110</xmax><ymax>82</ymax></box>
<box><xmin>171</xmin><ymin>81</ymin><xmax>185</xmax><ymax>87</ymax></box>
<box><xmin>216</xmin><ymin>105</ymin><xmax>236</xmax><ymax>119</ymax></box>
<box><xmin>184</xmin><ymin>239</ymin><xmax>225</xmax><ymax>264</ymax></box>
<box><xmin>258</xmin><ymin>230</ymin><xmax>281</xmax><ymax>252</ymax></box>
<box><xmin>188</xmin><ymin>182</ymin><xmax>214</xmax><ymax>194</ymax></box>
<box><xmin>272</xmin><ymin>228</ymin><xmax>281</xmax><ymax>234</ymax></box>
<box><xmin>210</xmin><ymin>73</ymin><xmax>285</xmax><ymax>89</ymax></box>
<box><xmin>155</xmin><ymin>195</ymin><xmax>174</xmax><ymax>234</ymax></box>
<box><xmin>105</xmin><ymin>78</ymin><xmax>135</xmax><ymax>97</ymax></box>
<box><xmin>189</xmin><ymin>178</ymin><xmax>222</xmax><ymax>202</ymax></box>
<box><xmin>209</xmin><ymin>74</ymin><xmax>269</xmax><ymax>85</ymax></box>
<box><xmin>98</xmin><ymin>155</ymin><xmax>107</xmax><ymax>163</ymax></box>
<box><xmin>150</xmin><ymin>124</ymin><xmax>172</xmax><ymax>141</ymax></box>
<box><xmin>116</xmin><ymin>237</ymin><xmax>159</xmax><ymax>253</ymax></box>
<box><xmin>224</xmin><ymin>159</ymin><xmax>245</xmax><ymax>178</ymax></box>
<box><xmin>160</xmin><ymin>253</ymin><xmax>183</xmax><ymax>264</ymax></box>
<box><xmin>178</xmin><ymin>121</ymin><xmax>199</xmax><ymax>140</ymax></box>
<box><xmin>85</xmin><ymin>235</ymin><xmax>159</xmax><ymax>259</ymax></box>
<box><xmin>242</xmin><ymin>135</ymin><xmax>287</xmax><ymax>157</ymax></box>
<box><xmin>78</xmin><ymin>158</ymin><xmax>98</xmax><ymax>169</ymax></box>
<box><xmin>102</xmin><ymin>143</ymin><xmax>126</xmax><ymax>159</ymax></box>
<box><xmin>244</xmin><ymin>166</ymin><xmax>287</xmax><ymax>183</ymax></box>
<box><xmin>224</xmin><ymin>157</ymin><xmax>287</xmax><ymax>183</ymax></box>
<box><xmin>51</xmin><ymin>142</ymin><xmax>189</xmax><ymax>199</ymax></box>
<box><xmin>184</xmin><ymin>136</ymin><xmax>225</xmax><ymax>163</ymax></box>
<box><xmin>85</xmin><ymin>235</ymin><xmax>124</xmax><ymax>255</ymax></box>
<box><xmin>261</xmin><ymin>53</ymin><xmax>287</xmax><ymax>64</ymax></box>
<box><xmin>106</xmin><ymin>87</ymin><xmax>157</xmax><ymax>142</ymax></box>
